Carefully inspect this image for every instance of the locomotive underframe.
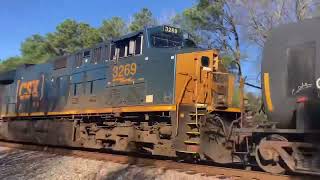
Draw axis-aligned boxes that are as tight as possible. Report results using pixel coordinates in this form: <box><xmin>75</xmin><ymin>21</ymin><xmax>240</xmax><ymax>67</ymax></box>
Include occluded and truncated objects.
<box><xmin>1</xmin><ymin>109</ymin><xmax>319</xmax><ymax>175</ymax></box>
<box><xmin>0</xmin><ymin>111</ymin><xmax>177</xmax><ymax>156</ymax></box>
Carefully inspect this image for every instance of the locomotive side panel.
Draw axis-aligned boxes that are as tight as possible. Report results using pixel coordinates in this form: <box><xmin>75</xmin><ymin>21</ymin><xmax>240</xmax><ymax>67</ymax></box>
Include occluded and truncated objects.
<box><xmin>107</xmin><ymin>50</ymin><xmax>146</xmax><ymax>107</ymax></box>
<box><xmin>142</xmin><ymin>49</ymin><xmax>176</xmax><ymax>105</ymax></box>
<box><xmin>15</xmin><ymin>63</ymin><xmax>53</xmax><ymax>115</ymax></box>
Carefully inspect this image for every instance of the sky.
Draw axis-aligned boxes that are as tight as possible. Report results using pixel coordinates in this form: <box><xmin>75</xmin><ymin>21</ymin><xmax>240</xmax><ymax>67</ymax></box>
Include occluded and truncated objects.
<box><xmin>0</xmin><ymin>0</ymin><xmax>195</xmax><ymax>60</ymax></box>
<box><xmin>0</xmin><ymin>0</ymin><xmax>261</xmax><ymax>92</ymax></box>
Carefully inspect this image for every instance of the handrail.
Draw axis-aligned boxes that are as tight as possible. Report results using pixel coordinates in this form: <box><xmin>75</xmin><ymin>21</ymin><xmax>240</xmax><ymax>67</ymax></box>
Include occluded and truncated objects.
<box><xmin>175</xmin><ymin>73</ymin><xmax>193</xmax><ymax>136</ymax></box>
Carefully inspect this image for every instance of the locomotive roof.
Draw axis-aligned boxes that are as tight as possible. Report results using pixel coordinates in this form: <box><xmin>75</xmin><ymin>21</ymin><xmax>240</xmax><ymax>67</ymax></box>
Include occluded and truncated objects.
<box><xmin>0</xmin><ymin>25</ymin><xmax>183</xmax><ymax>75</ymax></box>
<box><xmin>112</xmin><ymin>30</ymin><xmax>143</xmax><ymax>42</ymax></box>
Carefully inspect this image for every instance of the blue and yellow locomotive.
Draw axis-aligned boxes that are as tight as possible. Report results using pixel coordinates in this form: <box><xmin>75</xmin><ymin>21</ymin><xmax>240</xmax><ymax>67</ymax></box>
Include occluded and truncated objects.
<box><xmin>0</xmin><ymin>24</ymin><xmax>319</xmax><ymax>175</ymax></box>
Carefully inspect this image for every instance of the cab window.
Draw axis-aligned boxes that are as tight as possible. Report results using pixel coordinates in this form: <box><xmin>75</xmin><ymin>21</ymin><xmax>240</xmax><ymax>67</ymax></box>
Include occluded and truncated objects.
<box><xmin>151</xmin><ymin>27</ymin><xmax>183</xmax><ymax>48</ymax></box>
<box><xmin>151</xmin><ymin>33</ymin><xmax>182</xmax><ymax>48</ymax></box>
<box><xmin>201</xmin><ymin>56</ymin><xmax>210</xmax><ymax>67</ymax></box>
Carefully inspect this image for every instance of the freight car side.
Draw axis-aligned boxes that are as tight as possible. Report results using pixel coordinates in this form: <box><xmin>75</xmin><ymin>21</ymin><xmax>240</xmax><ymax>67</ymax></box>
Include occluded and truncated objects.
<box><xmin>259</xmin><ymin>18</ymin><xmax>320</xmax><ymax>174</ymax></box>
<box><xmin>262</xmin><ymin>18</ymin><xmax>320</xmax><ymax>130</ymax></box>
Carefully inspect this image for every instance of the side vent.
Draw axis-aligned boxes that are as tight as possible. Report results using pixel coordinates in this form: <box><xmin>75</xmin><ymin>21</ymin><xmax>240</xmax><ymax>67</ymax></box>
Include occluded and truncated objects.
<box><xmin>74</xmin><ymin>53</ymin><xmax>82</xmax><ymax>68</ymax></box>
<box><xmin>54</xmin><ymin>56</ymin><xmax>67</xmax><ymax>70</ymax></box>
<box><xmin>92</xmin><ymin>47</ymin><xmax>102</xmax><ymax>64</ymax></box>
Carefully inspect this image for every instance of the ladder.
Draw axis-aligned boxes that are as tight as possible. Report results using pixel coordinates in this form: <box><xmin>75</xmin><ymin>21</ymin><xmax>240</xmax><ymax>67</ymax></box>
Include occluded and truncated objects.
<box><xmin>183</xmin><ymin>104</ymin><xmax>207</xmax><ymax>153</ymax></box>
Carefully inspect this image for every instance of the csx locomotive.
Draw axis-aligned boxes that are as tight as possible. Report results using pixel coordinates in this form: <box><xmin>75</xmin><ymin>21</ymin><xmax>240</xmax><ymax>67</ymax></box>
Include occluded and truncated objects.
<box><xmin>0</xmin><ymin>24</ymin><xmax>319</xmax><ymax>175</ymax></box>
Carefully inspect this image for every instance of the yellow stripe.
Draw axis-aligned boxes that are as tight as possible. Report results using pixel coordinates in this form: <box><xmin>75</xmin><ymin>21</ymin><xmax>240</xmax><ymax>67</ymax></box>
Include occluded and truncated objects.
<box><xmin>263</xmin><ymin>73</ymin><xmax>273</xmax><ymax>112</ymax></box>
<box><xmin>214</xmin><ymin>107</ymin><xmax>241</xmax><ymax>113</ymax></box>
<box><xmin>227</xmin><ymin>75</ymin><xmax>235</xmax><ymax>106</ymax></box>
<box><xmin>3</xmin><ymin>105</ymin><xmax>176</xmax><ymax>117</ymax></box>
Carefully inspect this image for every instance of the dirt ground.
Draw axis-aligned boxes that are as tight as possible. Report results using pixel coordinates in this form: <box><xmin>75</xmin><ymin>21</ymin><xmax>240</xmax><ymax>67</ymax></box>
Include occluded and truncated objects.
<box><xmin>0</xmin><ymin>147</ymin><xmax>232</xmax><ymax>180</ymax></box>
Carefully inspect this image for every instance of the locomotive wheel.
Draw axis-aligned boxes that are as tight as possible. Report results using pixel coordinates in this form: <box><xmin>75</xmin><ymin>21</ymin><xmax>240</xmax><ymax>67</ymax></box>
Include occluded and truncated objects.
<box><xmin>255</xmin><ymin>135</ymin><xmax>288</xmax><ymax>174</ymax></box>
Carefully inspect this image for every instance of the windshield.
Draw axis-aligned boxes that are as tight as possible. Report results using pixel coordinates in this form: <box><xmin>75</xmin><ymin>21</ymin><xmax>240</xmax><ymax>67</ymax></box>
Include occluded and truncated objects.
<box><xmin>151</xmin><ymin>32</ymin><xmax>183</xmax><ymax>48</ymax></box>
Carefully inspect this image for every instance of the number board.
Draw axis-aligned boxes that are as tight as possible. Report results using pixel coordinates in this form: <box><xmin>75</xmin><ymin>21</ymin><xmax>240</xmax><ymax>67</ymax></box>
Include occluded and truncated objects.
<box><xmin>163</xmin><ymin>25</ymin><xmax>180</xmax><ymax>34</ymax></box>
<box><xmin>112</xmin><ymin>63</ymin><xmax>137</xmax><ymax>83</ymax></box>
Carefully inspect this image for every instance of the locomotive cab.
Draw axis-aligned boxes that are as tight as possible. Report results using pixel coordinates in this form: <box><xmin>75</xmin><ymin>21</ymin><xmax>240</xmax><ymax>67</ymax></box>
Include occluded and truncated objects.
<box><xmin>109</xmin><ymin>25</ymin><xmax>196</xmax><ymax>62</ymax></box>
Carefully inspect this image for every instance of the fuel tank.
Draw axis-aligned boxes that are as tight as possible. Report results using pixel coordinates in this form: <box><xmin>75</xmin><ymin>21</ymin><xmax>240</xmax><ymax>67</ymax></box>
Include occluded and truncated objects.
<box><xmin>262</xmin><ymin>18</ymin><xmax>320</xmax><ymax>129</ymax></box>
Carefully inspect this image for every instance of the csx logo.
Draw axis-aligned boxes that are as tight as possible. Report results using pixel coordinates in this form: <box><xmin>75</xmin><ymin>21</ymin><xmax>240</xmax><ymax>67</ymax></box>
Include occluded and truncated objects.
<box><xmin>19</xmin><ymin>80</ymin><xmax>40</xmax><ymax>100</ymax></box>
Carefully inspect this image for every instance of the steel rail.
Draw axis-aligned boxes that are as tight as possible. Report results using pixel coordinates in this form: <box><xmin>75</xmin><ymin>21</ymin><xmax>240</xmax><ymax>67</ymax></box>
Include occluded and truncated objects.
<box><xmin>0</xmin><ymin>141</ymin><xmax>311</xmax><ymax>180</ymax></box>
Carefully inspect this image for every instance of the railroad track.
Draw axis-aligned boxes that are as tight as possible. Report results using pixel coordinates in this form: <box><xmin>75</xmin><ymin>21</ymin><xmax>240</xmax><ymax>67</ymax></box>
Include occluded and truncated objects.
<box><xmin>0</xmin><ymin>141</ymin><xmax>312</xmax><ymax>180</ymax></box>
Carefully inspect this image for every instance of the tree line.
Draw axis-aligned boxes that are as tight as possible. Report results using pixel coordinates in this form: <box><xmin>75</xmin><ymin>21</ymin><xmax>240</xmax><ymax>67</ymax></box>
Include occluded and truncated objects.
<box><xmin>1</xmin><ymin>0</ymin><xmax>318</xmax><ymax>73</ymax></box>
<box><xmin>0</xmin><ymin>8</ymin><xmax>157</xmax><ymax>72</ymax></box>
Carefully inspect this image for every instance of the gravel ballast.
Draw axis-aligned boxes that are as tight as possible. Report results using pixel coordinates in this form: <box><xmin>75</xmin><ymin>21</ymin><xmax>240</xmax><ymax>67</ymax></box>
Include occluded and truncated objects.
<box><xmin>0</xmin><ymin>147</ymin><xmax>232</xmax><ymax>180</ymax></box>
